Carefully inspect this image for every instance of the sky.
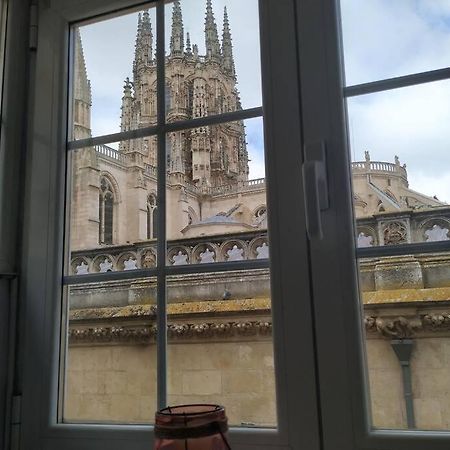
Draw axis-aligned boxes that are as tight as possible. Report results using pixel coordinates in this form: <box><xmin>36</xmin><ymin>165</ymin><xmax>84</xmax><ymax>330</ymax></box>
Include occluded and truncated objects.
<box><xmin>79</xmin><ymin>0</ymin><xmax>450</xmax><ymax>201</ymax></box>
<box><xmin>341</xmin><ymin>0</ymin><xmax>450</xmax><ymax>203</ymax></box>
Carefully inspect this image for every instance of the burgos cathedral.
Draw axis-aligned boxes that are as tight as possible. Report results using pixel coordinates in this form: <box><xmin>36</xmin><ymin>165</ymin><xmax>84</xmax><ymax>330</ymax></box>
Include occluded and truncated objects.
<box><xmin>66</xmin><ymin>0</ymin><xmax>450</xmax><ymax>431</ymax></box>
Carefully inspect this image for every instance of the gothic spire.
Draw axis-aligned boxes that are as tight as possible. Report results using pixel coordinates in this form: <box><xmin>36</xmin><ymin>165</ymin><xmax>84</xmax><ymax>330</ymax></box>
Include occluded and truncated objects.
<box><xmin>74</xmin><ymin>29</ymin><xmax>91</xmax><ymax>106</ymax></box>
<box><xmin>185</xmin><ymin>32</ymin><xmax>192</xmax><ymax>56</ymax></box>
<box><xmin>204</xmin><ymin>0</ymin><xmax>221</xmax><ymax>59</ymax></box>
<box><xmin>133</xmin><ymin>10</ymin><xmax>153</xmax><ymax>80</ymax></box>
<box><xmin>170</xmin><ymin>0</ymin><xmax>184</xmax><ymax>55</ymax></box>
<box><xmin>221</xmin><ymin>6</ymin><xmax>235</xmax><ymax>77</ymax></box>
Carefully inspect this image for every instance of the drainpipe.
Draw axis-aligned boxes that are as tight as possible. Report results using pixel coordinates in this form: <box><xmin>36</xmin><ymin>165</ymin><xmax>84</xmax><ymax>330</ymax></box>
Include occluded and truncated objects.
<box><xmin>391</xmin><ymin>339</ymin><xmax>415</xmax><ymax>429</ymax></box>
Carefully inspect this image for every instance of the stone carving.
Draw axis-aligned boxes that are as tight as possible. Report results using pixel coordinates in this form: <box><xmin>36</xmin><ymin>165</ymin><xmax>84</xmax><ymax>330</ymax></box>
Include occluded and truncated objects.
<box><xmin>422</xmin><ymin>313</ymin><xmax>450</xmax><ymax>331</ymax></box>
<box><xmin>364</xmin><ymin>315</ymin><xmax>422</xmax><ymax>338</ymax></box>
<box><xmin>357</xmin><ymin>232</ymin><xmax>373</xmax><ymax>248</ymax></box>
<box><xmin>173</xmin><ymin>250</ymin><xmax>188</xmax><ymax>265</ymax></box>
<box><xmin>69</xmin><ymin>320</ymin><xmax>273</xmax><ymax>344</ymax></box>
<box><xmin>383</xmin><ymin>221</ymin><xmax>407</xmax><ymax>245</ymax></box>
<box><xmin>99</xmin><ymin>258</ymin><xmax>113</xmax><ymax>272</ymax></box>
<box><xmin>75</xmin><ymin>261</ymin><xmax>89</xmax><ymax>275</ymax></box>
<box><xmin>425</xmin><ymin>224</ymin><xmax>450</xmax><ymax>242</ymax></box>
<box><xmin>199</xmin><ymin>248</ymin><xmax>215</xmax><ymax>263</ymax></box>
<box><xmin>226</xmin><ymin>245</ymin><xmax>244</xmax><ymax>261</ymax></box>
<box><xmin>256</xmin><ymin>242</ymin><xmax>269</xmax><ymax>259</ymax></box>
<box><xmin>124</xmin><ymin>256</ymin><xmax>138</xmax><ymax>270</ymax></box>
<box><xmin>142</xmin><ymin>250</ymin><xmax>156</xmax><ymax>268</ymax></box>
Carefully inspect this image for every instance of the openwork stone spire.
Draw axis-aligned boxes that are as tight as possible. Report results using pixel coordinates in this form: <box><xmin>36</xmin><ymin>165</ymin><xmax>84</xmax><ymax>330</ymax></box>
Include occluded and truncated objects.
<box><xmin>204</xmin><ymin>0</ymin><xmax>221</xmax><ymax>59</ymax></box>
<box><xmin>134</xmin><ymin>10</ymin><xmax>153</xmax><ymax>81</ymax></box>
<box><xmin>185</xmin><ymin>32</ymin><xmax>192</xmax><ymax>56</ymax></box>
<box><xmin>73</xmin><ymin>29</ymin><xmax>92</xmax><ymax>139</ymax></box>
<box><xmin>74</xmin><ymin>29</ymin><xmax>91</xmax><ymax>106</ymax></box>
<box><xmin>170</xmin><ymin>0</ymin><xmax>184</xmax><ymax>55</ymax></box>
<box><xmin>221</xmin><ymin>6</ymin><xmax>235</xmax><ymax>77</ymax></box>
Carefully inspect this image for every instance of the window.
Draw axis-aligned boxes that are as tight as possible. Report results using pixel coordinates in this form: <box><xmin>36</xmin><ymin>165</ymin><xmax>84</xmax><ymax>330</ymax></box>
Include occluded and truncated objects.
<box><xmin>99</xmin><ymin>176</ymin><xmax>115</xmax><ymax>244</ymax></box>
<box><xmin>15</xmin><ymin>1</ymin><xmax>450</xmax><ymax>450</ymax></box>
<box><xmin>147</xmin><ymin>194</ymin><xmax>157</xmax><ymax>239</ymax></box>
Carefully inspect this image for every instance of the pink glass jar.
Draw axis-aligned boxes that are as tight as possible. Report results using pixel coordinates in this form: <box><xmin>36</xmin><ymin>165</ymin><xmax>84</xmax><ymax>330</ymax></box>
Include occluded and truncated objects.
<box><xmin>154</xmin><ymin>404</ymin><xmax>231</xmax><ymax>450</ymax></box>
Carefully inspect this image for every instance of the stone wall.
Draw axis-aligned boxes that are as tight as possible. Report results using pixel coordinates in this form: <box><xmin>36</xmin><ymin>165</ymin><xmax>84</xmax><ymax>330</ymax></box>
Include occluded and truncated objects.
<box><xmin>64</xmin><ymin>339</ymin><xmax>276</xmax><ymax>427</ymax></box>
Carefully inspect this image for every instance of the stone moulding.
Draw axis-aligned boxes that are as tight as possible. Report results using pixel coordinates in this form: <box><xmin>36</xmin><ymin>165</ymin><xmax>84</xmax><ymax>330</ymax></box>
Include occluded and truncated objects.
<box><xmin>68</xmin><ymin>312</ymin><xmax>450</xmax><ymax>344</ymax></box>
<box><xmin>69</xmin><ymin>320</ymin><xmax>273</xmax><ymax>344</ymax></box>
<box><xmin>365</xmin><ymin>313</ymin><xmax>450</xmax><ymax>338</ymax></box>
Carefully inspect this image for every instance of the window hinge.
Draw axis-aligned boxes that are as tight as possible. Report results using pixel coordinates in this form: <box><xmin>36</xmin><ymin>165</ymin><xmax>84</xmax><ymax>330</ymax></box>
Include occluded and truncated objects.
<box><xmin>29</xmin><ymin>2</ymin><xmax>38</xmax><ymax>50</ymax></box>
<box><xmin>10</xmin><ymin>395</ymin><xmax>22</xmax><ymax>450</ymax></box>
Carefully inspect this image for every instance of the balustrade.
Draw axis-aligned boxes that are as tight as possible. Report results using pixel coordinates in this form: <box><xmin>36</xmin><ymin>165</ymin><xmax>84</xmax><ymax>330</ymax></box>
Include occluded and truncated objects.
<box><xmin>71</xmin><ymin>231</ymin><xmax>269</xmax><ymax>275</ymax></box>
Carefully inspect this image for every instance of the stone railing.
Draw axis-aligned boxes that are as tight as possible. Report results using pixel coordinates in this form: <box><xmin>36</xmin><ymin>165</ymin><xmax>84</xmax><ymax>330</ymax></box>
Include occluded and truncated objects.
<box><xmin>351</xmin><ymin>160</ymin><xmax>407</xmax><ymax>180</ymax></box>
<box><xmin>95</xmin><ymin>144</ymin><xmax>128</xmax><ymax>163</ymax></box>
<box><xmin>70</xmin><ymin>231</ymin><xmax>269</xmax><ymax>275</ymax></box>
<box><xmin>356</xmin><ymin>207</ymin><xmax>450</xmax><ymax>247</ymax></box>
<box><xmin>144</xmin><ymin>163</ymin><xmax>157</xmax><ymax>177</ymax></box>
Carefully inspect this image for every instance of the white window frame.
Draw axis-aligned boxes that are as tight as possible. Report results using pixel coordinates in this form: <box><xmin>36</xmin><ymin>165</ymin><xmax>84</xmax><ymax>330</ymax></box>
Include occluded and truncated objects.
<box><xmin>296</xmin><ymin>1</ymin><xmax>450</xmax><ymax>449</ymax></box>
<box><xmin>18</xmin><ymin>0</ymin><xmax>321</xmax><ymax>449</ymax></box>
<box><xmin>13</xmin><ymin>0</ymin><xmax>450</xmax><ymax>449</ymax></box>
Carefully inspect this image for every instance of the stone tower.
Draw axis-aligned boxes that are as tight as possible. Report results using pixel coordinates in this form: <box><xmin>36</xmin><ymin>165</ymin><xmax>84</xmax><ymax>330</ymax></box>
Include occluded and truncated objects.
<box><xmin>73</xmin><ymin>29</ymin><xmax>92</xmax><ymax>140</ymax></box>
<box><xmin>119</xmin><ymin>0</ymin><xmax>249</xmax><ymax>187</ymax></box>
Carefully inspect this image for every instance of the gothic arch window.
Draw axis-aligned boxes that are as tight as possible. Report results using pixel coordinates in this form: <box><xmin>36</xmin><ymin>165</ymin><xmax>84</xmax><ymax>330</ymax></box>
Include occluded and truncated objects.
<box><xmin>254</xmin><ymin>205</ymin><xmax>267</xmax><ymax>218</ymax></box>
<box><xmin>147</xmin><ymin>194</ymin><xmax>158</xmax><ymax>239</ymax></box>
<box><xmin>165</xmin><ymin>83</ymin><xmax>171</xmax><ymax>111</ymax></box>
<box><xmin>99</xmin><ymin>176</ymin><xmax>115</xmax><ymax>244</ymax></box>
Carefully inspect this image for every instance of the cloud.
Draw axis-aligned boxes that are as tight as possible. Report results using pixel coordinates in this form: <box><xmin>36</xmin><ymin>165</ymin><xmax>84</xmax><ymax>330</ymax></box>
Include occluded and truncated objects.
<box><xmin>342</xmin><ymin>0</ymin><xmax>450</xmax><ymax>202</ymax></box>
<box><xmin>245</xmin><ymin>117</ymin><xmax>265</xmax><ymax>179</ymax></box>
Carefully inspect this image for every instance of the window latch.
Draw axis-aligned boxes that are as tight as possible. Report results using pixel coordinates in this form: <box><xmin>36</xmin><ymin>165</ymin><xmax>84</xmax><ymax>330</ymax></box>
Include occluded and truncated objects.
<box><xmin>302</xmin><ymin>141</ymin><xmax>329</xmax><ymax>240</ymax></box>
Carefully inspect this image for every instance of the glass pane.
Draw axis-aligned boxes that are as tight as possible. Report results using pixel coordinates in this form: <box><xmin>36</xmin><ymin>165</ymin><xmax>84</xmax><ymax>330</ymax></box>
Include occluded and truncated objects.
<box><xmin>347</xmin><ymin>80</ymin><xmax>450</xmax><ymax>249</ymax></box>
<box><xmin>68</xmin><ymin>139</ymin><xmax>158</xmax><ymax>275</ymax></box>
<box><xmin>63</xmin><ymin>277</ymin><xmax>157</xmax><ymax>423</ymax></box>
<box><xmin>167</xmin><ymin>270</ymin><xmax>276</xmax><ymax>427</ymax></box>
<box><xmin>164</xmin><ymin>0</ymin><xmax>262</xmax><ymax>121</ymax></box>
<box><xmin>71</xmin><ymin>5</ymin><xmax>157</xmax><ymax>139</ymax></box>
<box><xmin>347</xmin><ymin>80</ymin><xmax>450</xmax><ymax>430</ymax></box>
<box><xmin>340</xmin><ymin>0</ymin><xmax>450</xmax><ymax>86</ymax></box>
<box><xmin>361</xmin><ymin>254</ymin><xmax>450</xmax><ymax>430</ymax></box>
<box><xmin>165</xmin><ymin>117</ymin><xmax>268</xmax><ymax>265</ymax></box>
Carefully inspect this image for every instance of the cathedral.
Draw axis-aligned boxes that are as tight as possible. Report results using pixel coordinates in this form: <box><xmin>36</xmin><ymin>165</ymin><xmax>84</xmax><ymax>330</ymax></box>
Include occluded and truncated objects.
<box><xmin>63</xmin><ymin>0</ymin><xmax>450</xmax><ymax>430</ymax></box>
<box><xmin>71</xmin><ymin>0</ymin><xmax>268</xmax><ymax>253</ymax></box>
<box><xmin>71</xmin><ymin>0</ymin><xmax>445</xmax><ymax>257</ymax></box>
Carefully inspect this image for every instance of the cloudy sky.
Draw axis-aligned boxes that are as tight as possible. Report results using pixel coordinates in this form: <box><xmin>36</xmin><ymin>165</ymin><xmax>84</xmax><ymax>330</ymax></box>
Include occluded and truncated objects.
<box><xmin>79</xmin><ymin>0</ymin><xmax>450</xmax><ymax>201</ymax></box>
<box><xmin>341</xmin><ymin>0</ymin><xmax>450</xmax><ymax>202</ymax></box>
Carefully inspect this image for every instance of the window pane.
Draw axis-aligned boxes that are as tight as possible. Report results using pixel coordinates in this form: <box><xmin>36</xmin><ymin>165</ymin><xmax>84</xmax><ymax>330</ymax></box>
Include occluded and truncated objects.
<box><xmin>68</xmin><ymin>139</ymin><xmax>158</xmax><ymax>275</ymax></box>
<box><xmin>166</xmin><ymin>117</ymin><xmax>267</xmax><ymax>264</ymax></box>
<box><xmin>63</xmin><ymin>277</ymin><xmax>157</xmax><ymax>423</ymax></box>
<box><xmin>167</xmin><ymin>270</ymin><xmax>276</xmax><ymax>427</ymax></box>
<box><xmin>346</xmin><ymin>79</ymin><xmax>450</xmax><ymax>430</ymax></box>
<box><xmin>348</xmin><ymin>81</ymin><xmax>450</xmax><ymax>249</ymax></box>
<box><xmin>361</xmin><ymin>254</ymin><xmax>450</xmax><ymax>430</ymax></box>
<box><xmin>340</xmin><ymin>0</ymin><xmax>450</xmax><ymax>86</ymax></box>
<box><xmin>164</xmin><ymin>0</ymin><xmax>262</xmax><ymax>121</ymax></box>
<box><xmin>71</xmin><ymin>5</ymin><xmax>157</xmax><ymax>139</ymax></box>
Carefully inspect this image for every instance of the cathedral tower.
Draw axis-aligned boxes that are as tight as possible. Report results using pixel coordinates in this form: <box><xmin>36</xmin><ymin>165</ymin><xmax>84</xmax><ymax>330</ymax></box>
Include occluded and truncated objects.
<box><xmin>118</xmin><ymin>0</ymin><xmax>248</xmax><ymax>187</ymax></box>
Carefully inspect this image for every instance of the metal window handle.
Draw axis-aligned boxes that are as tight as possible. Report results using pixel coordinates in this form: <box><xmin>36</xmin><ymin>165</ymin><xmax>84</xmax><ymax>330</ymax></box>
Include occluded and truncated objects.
<box><xmin>302</xmin><ymin>141</ymin><xmax>329</xmax><ymax>240</ymax></box>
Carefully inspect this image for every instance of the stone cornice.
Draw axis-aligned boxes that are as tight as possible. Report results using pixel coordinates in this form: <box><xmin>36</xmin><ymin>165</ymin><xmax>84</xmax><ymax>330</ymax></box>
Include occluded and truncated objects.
<box><xmin>68</xmin><ymin>311</ymin><xmax>450</xmax><ymax>344</ymax></box>
<box><xmin>365</xmin><ymin>313</ymin><xmax>450</xmax><ymax>338</ymax></box>
<box><xmin>69</xmin><ymin>298</ymin><xmax>271</xmax><ymax>321</ymax></box>
<box><xmin>69</xmin><ymin>320</ymin><xmax>272</xmax><ymax>344</ymax></box>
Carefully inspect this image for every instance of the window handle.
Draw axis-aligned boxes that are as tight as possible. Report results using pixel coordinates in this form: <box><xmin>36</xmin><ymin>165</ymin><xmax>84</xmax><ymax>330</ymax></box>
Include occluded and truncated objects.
<box><xmin>302</xmin><ymin>141</ymin><xmax>329</xmax><ymax>240</ymax></box>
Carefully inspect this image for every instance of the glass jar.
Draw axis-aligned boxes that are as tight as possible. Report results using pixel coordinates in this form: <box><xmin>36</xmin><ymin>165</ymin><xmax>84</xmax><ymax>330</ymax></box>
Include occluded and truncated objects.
<box><xmin>154</xmin><ymin>404</ymin><xmax>231</xmax><ymax>450</ymax></box>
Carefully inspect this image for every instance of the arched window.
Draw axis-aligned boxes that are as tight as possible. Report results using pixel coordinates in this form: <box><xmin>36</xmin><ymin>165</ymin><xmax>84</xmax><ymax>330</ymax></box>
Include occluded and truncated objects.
<box><xmin>255</xmin><ymin>205</ymin><xmax>267</xmax><ymax>219</ymax></box>
<box><xmin>165</xmin><ymin>83</ymin><xmax>171</xmax><ymax>111</ymax></box>
<box><xmin>99</xmin><ymin>177</ymin><xmax>115</xmax><ymax>244</ymax></box>
<box><xmin>147</xmin><ymin>194</ymin><xmax>158</xmax><ymax>239</ymax></box>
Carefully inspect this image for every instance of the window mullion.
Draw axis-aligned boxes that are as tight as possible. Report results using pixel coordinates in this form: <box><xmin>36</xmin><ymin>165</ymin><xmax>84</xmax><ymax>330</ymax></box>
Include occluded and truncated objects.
<box><xmin>155</xmin><ymin>0</ymin><xmax>167</xmax><ymax>411</ymax></box>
